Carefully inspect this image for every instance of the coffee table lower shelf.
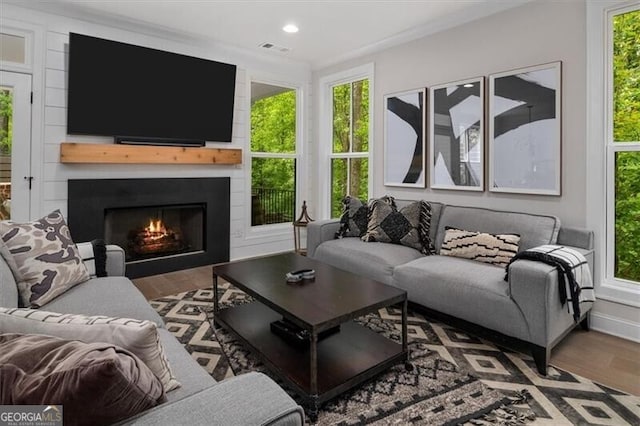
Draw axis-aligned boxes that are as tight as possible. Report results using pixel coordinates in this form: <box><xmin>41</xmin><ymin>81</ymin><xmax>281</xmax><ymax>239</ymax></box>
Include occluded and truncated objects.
<box><xmin>215</xmin><ymin>302</ymin><xmax>406</xmax><ymax>410</ymax></box>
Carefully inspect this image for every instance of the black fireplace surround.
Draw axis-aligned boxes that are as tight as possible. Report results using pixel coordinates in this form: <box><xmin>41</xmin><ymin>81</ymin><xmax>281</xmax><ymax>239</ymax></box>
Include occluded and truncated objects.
<box><xmin>68</xmin><ymin>177</ymin><xmax>230</xmax><ymax>278</ymax></box>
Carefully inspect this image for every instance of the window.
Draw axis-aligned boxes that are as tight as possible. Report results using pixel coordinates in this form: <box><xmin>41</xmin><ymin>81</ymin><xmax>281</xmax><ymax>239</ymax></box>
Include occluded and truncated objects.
<box><xmin>320</xmin><ymin>65</ymin><xmax>373</xmax><ymax>219</ymax></box>
<box><xmin>250</xmin><ymin>82</ymin><xmax>298</xmax><ymax>227</ymax></box>
<box><xmin>607</xmin><ymin>7</ymin><xmax>640</xmax><ymax>286</ymax></box>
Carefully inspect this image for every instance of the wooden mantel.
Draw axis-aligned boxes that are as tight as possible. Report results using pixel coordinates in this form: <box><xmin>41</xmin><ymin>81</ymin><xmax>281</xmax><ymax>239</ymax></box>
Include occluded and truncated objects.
<box><xmin>60</xmin><ymin>142</ymin><xmax>242</xmax><ymax>165</ymax></box>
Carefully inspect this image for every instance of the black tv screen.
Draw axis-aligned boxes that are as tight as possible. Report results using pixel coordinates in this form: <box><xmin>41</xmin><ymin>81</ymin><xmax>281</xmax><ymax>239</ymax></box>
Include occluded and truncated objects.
<box><xmin>67</xmin><ymin>33</ymin><xmax>236</xmax><ymax>144</ymax></box>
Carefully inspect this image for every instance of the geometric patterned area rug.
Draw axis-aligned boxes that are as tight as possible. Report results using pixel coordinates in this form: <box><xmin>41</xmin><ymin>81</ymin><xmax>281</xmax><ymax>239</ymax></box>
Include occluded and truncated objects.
<box><xmin>150</xmin><ymin>286</ymin><xmax>640</xmax><ymax>425</ymax></box>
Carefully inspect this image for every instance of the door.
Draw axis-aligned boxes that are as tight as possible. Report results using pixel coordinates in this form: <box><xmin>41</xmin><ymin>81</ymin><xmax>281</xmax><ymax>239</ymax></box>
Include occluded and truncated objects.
<box><xmin>0</xmin><ymin>71</ymin><xmax>31</xmax><ymax>220</ymax></box>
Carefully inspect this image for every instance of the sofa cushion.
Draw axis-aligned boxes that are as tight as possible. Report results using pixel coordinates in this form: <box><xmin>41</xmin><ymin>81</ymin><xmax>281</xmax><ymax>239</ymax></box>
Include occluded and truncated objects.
<box><xmin>395</xmin><ymin>200</ymin><xmax>444</xmax><ymax>245</ymax></box>
<box><xmin>0</xmin><ymin>333</ymin><xmax>165</xmax><ymax>426</ymax></box>
<box><xmin>41</xmin><ymin>276</ymin><xmax>164</xmax><ymax>327</ymax></box>
<box><xmin>440</xmin><ymin>227</ymin><xmax>520</xmax><ymax>267</ymax></box>
<box><xmin>434</xmin><ymin>205</ymin><xmax>560</xmax><ymax>252</ymax></box>
<box><xmin>0</xmin><ymin>308</ymin><xmax>180</xmax><ymax>393</ymax></box>
<box><xmin>156</xmin><ymin>328</ymin><xmax>216</xmax><ymax>403</ymax></box>
<box><xmin>392</xmin><ymin>256</ymin><xmax>530</xmax><ymax>340</ymax></box>
<box><xmin>314</xmin><ymin>238</ymin><xmax>424</xmax><ymax>285</ymax></box>
<box><xmin>0</xmin><ymin>210</ymin><xmax>90</xmax><ymax>307</ymax></box>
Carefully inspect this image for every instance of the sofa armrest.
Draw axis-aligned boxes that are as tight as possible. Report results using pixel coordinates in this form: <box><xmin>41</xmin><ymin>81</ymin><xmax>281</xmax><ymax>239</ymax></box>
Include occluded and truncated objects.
<box><xmin>105</xmin><ymin>245</ymin><xmax>126</xmax><ymax>277</ymax></box>
<box><xmin>307</xmin><ymin>219</ymin><xmax>340</xmax><ymax>258</ymax></box>
<box><xmin>122</xmin><ymin>372</ymin><xmax>304</xmax><ymax>426</ymax></box>
<box><xmin>508</xmin><ymin>253</ymin><xmax>592</xmax><ymax>347</ymax></box>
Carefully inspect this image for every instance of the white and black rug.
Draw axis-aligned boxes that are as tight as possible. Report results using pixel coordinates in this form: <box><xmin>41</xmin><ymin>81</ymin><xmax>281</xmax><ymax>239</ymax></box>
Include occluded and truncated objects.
<box><xmin>150</xmin><ymin>287</ymin><xmax>640</xmax><ymax>425</ymax></box>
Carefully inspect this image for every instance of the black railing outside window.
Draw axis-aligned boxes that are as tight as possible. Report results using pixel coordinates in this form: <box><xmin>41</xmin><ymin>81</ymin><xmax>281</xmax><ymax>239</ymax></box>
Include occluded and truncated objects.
<box><xmin>251</xmin><ymin>187</ymin><xmax>295</xmax><ymax>226</ymax></box>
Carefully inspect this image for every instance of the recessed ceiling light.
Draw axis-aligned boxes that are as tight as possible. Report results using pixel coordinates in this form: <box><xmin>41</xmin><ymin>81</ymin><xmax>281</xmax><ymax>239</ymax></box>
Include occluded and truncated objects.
<box><xmin>463</xmin><ymin>83</ymin><xmax>474</xmax><ymax>88</ymax></box>
<box><xmin>283</xmin><ymin>24</ymin><xmax>299</xmax><ymax>33</ymax></box>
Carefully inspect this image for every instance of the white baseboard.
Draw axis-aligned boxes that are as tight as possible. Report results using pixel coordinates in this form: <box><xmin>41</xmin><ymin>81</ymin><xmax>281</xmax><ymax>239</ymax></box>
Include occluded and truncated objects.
<box><xmin>590</xmin><ymin>312</ymin><xmax>640</xmax><ymax>343</ymax></box>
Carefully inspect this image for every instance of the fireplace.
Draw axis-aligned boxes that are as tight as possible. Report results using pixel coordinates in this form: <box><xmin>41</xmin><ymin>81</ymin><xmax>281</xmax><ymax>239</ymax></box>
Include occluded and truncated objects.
<box><xmin>68</xmin><ymin>178</ymin><xmax>229</xmax><ymax>278</ymax></box>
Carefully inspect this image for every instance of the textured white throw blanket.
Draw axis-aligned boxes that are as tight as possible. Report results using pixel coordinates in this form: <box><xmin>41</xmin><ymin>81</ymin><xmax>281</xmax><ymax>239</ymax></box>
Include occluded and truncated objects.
<box><xmin>506</xmin><ymin>245</ymin><xmax>595</xmax><ymax>321</ymax></box>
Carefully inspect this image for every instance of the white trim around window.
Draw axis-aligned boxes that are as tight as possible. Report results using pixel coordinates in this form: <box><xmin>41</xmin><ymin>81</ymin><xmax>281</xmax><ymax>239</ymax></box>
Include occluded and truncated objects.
<box><xmin>244</xmin><ymin>74</ymin><xmax>305</xmax><ymax>239</ymax></box>
<box><xmin>586</xmin><ymin>0</ymin><xmax>640</xmax><ymax>308</ymax></box>
<box><xmin>317</xmin><ymin>63</ymin><xmax>374</xmax><ymax>219</ymax></box>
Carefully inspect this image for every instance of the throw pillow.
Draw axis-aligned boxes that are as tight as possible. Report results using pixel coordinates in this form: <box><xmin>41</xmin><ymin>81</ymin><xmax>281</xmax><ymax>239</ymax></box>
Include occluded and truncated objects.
<box><xmin>362</xmin><ymin>199</ymin><xmax>434</xmax><ymax>254</ymax></box>
<box><xmin>440</xmin><ymin>227</ymin><xmax>520</xmax><ymax>267</ymax></box>
<box><xmin>76</xmin><ymin>239</ymin><xmax>107</xmax><ymax>277</ymax></box>
<box><xmin>0</xmin><ymin>210</ymin><xmax>90</xmax><ymax>307</ymax></box>
<box><xmin>0</xmin><ymin>308</ymin><xmax>180</xmax><ymax>393</ymax></box>
<box><xmin>0</xmin><ymin>333</ymin><xmax>166</xmax><ymax>426</ymax></box>
<box><xmin>336</xmin><ymin>196</ymin><xmax>369</xmax><ymax>238</ymax></box>
<box><xmin>336</xmin><ymin>195</ymin><xmax>397</xmax><ymax>238</ymax></box>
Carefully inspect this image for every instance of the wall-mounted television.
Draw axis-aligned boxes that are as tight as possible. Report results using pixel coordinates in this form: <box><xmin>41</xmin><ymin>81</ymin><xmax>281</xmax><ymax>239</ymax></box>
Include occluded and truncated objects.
<box><xmin>67</xmin><ymin>33</ymin><xmax>237</xmax><ymax>146</ymax></box>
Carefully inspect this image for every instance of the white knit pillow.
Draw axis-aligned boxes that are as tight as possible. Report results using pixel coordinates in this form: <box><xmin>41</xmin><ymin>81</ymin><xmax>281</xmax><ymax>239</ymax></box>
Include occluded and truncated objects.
<box><xmin>0</xmin><ymin>308</ymin><xmax>180</xmax><ymax>393</ymax></box>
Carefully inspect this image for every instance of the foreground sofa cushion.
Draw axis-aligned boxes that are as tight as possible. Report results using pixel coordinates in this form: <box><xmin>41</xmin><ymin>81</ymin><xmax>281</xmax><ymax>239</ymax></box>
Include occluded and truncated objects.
<box><xmin>156</xmin><ymin>328</ymin><xmax>216</xmax><ymax>402</ymax></box>
<box><xmin>41</xmin><ymin>276</ymin><xmax>164</xmax><ymax>326</ymax></box>
<box><xmin>122</xmin><ymin>372</ymin><xmax>304</xmax><ymax>426</ymax></box>
<box><xmin>336</xmin><ymin>196</ymin><xmax>369</xmax><ymax>238</ymax></box>
<box><xmin>0</xmin><ymin>210</ymin><xmax>90</xmax><ymax>307</ymax></box>
<box><xmin>0</xmin><ymin>333</ymin><xmax>166</xmax><ymax>426</ymax></box>
<box><xmin>0</xmin><ymin>308</ymin><xmax>180</xmax><ymax>393</ymax></box>
<box><xmin>314</xmin><ymin>238</ymin><xmax>424</xmax><ymax>285</ymax></box>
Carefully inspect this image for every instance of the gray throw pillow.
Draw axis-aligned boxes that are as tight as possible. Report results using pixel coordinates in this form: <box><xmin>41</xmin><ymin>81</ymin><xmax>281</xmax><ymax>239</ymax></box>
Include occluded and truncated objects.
<box><xmin>0</xmin><ymin>210</ymin><xmax>90</xmax><ymax>307</ymax></box>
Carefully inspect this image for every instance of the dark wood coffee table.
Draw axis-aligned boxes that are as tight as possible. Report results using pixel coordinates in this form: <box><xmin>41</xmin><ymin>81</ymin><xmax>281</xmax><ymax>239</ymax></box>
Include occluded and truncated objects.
<box><xmin>212</xmin><ymin>252</ymin><xmax>409</xmax><ymax>421</ymax></box>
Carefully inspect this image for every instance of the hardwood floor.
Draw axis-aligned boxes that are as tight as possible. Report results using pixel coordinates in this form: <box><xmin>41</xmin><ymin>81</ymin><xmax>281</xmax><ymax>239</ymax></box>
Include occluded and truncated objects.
<box><xmin>133</xmin><ymin>265</ymin><xmax>640</xmax><ymax>396</ymax></box>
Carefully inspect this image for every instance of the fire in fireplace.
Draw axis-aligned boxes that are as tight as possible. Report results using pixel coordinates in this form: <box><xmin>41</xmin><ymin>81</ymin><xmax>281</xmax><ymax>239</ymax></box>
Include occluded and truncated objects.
<box><xmin>131</xmin><ymin>218</ymin><xmax>185</xmax><ymax>257</ymax></box>
<box><xmin>105</xmin><ymin>204</ymin><xmax>204</xmax><ymax>263</ymax></box>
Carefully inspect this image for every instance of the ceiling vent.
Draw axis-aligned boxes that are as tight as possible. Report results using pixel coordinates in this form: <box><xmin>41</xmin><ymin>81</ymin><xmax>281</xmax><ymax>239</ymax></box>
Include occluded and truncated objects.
<box><xmin>259</xmin><ymin>42</ymin><xmax>291</xmax><ymax>53</ymax></box>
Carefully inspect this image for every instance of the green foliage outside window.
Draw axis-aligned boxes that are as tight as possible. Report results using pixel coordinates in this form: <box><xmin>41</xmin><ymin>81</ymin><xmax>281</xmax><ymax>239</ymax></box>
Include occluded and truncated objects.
<box><xmin>250</xmin><ymin>89</ymin><xmax>296</xmax><ymax>225</ymax></box>
<box><xmin>613</xmin><ymin>10</ymin><xmax>640</xmax><ymax>282</ymax></box>
<box><xmin>0</xmin><ymin>89</ymin><xmax>12</xmax><ymax>155</ymax></box>
<box><xmin>331</xmin><ymin>79</ymin><xmax>369</xmax><ymax>217</ymax></box>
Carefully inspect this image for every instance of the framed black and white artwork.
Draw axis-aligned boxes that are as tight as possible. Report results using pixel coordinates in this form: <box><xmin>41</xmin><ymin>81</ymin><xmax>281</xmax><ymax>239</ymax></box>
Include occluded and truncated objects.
<box><xmin>383</xmin><ymin>89</ymin><xmax>426</xmax><ymax>188</ymax></box>
<box><xmin>429</xmin><ymin>77</ymin><xmax>484</xmax><ymax>191</ymax></box>
<box><xmin>489</xmin><ymin>62</ymin><xmax>562</xmax><ymax>195</ymax></box>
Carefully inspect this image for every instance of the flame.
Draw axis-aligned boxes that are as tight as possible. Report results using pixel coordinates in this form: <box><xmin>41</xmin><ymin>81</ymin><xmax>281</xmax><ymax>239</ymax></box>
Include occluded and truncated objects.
<box><xmin>145</xmin><ymin>219</ymin><xmax>168</xmax><ymax>240</ymax></box>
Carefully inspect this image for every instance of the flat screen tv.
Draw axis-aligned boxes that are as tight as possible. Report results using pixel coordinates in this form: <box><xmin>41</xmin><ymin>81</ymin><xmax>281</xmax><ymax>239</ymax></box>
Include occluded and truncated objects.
<box><xmin>67</xmin><ymin>33</ymin><xmax>236</xmax><ymax>145</ymax></box>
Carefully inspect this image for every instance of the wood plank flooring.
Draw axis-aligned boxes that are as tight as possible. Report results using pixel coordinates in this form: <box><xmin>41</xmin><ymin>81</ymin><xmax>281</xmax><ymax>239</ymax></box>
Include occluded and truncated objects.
<box><xmin>133</xmin><ymin>265</ymin><xmax>640</xmax><ymax>396</ymax></box>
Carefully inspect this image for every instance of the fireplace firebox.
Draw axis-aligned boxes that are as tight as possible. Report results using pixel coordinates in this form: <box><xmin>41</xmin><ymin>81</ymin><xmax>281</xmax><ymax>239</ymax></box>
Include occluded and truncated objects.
<box><xmin>68</xmin><ymin>178</ymin><xmax>229</xmax><ymax>278</ymax></box>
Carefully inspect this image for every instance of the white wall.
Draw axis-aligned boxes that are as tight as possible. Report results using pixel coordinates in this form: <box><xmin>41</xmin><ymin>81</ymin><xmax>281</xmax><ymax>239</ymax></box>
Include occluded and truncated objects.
<box><xmin>313</xmin><ymin>0</ymin><xmax>587</xmax><ymax>225</ymax></box>
<box><xmin>311</xmin><ymin>0</ymin><xmax>639</xmax><ymax>341</ymax></box>
<box><xmin>1</xmin><ymin>3</ymin><xmax>312</xmax><ymax>261</ymax></box>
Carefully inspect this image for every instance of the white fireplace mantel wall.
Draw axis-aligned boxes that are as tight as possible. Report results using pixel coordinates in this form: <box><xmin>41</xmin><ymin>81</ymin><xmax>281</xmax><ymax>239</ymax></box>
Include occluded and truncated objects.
<box><xmin>1</xmin><ymin>3</ymin><xmax>312</xmax><ymax>261</ymax></box>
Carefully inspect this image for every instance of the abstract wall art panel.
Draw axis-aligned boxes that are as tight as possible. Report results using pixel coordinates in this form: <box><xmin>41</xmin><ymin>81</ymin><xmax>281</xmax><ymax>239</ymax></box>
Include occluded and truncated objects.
<box><xmin>429</xmin><ymin>77</ymin><xmax>484</xmax><ymax>191</ymax></box>
<box><xmin>383</xmin><ymin>89</ymin><xmax>426</xmax><ymax>188</ymax></box>
<box><xmin>489</xmin><ymin>62</ymin><xmax>562</xmax><ymax>195</ymax></box>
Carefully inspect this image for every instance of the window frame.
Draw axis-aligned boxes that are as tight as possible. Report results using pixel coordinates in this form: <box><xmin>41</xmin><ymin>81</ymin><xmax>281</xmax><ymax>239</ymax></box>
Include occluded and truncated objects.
<box><xmin>318</xmin><ymin>63</ymin><xmax>374</xmax><ymax>219</ymax></box>
<box><xmin>587</xmin><ymin>0</ymin><xmax>640</xmax><ymax>308</ymax></box>
<box><xmin>246</xmin><ymin>77</ymin><xmax>303</xmax><ymax>237</ymax></box>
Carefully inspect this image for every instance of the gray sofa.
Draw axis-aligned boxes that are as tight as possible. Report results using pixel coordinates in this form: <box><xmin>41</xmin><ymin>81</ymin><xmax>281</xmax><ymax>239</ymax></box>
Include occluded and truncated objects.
<box><xmin>308</xmin><ymin>200</ymin><xmax>594</xmax><ymax>375</ymax></box>
<box><xmin>0</xmin><ymin>244</ymin><xmax>304</xmax><ymax>426</ymax></box>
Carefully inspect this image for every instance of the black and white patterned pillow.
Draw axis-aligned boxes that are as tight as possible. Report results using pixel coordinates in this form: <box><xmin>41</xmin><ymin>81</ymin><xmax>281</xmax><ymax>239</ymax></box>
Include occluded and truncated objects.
<box><xmin>362</xmin><ymin>199</ymin><xmax>434</xmax><ymax>254</ymax></box>
<box><xmin>0</xmin><ymin>210</ymin><xmax>90</xmax><ymax>307</ymax></box>
<box><xmin>336</xmin><ymin>196</ymin><xmax>369</xmax><ymax>238</ymax></box>
<box><xmin>76</xmin><ymin>239</ymin><xmax>107</xmax><ymax>278</ymax></box>
<box><xmin>336</xmin><ymin>195</ymin><xmax>397</xmax><ymax>238</ymax></box>
<box><xmin>440</xmin><ymin>227</ymin><xmax>520</xmax><ymax>267</ymax></box>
